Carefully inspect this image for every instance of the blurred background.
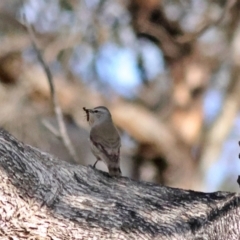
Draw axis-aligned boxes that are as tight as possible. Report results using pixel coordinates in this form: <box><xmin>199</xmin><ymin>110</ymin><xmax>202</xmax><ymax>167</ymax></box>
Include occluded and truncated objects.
<box><xmin>0</xmin><ymin>0</ymin><xmax>240</xmax><ymax>192</ymax></box>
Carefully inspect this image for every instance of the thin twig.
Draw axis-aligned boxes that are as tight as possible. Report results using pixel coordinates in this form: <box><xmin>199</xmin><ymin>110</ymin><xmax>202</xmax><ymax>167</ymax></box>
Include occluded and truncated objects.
<box><xmin>23</xmin><ymin>15</ymin><xmax>78</xmax><ymax>163</ymax></box>
<box><xmin>136</xmin><ymin>19</ymin><xmax>181</xmax><ymax>59</ymax></box>
<box><xmin>42</xmin><ymin>120</ymin><xmax>61</xmax><ymax>139</ymax></box>
<box><xmin>177</xmin><ymin>0</ymin><xmax>237</xmax><ymax>44</ymax></box>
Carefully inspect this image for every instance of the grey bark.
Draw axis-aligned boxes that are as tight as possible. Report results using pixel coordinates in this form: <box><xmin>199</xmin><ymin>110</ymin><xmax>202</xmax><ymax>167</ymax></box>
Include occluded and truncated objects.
<box><xmin>0</xmin><ymin>128</ymin><xmax>239</xmax><ymax>240</ymax></box>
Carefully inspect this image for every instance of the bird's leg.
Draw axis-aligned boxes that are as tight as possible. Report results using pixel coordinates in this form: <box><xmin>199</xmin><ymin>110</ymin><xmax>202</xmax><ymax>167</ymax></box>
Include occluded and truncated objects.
<box><xmin>93</xmin><ymin>158</ymin><xmax>100</xmax><ymax>168</ymax></box>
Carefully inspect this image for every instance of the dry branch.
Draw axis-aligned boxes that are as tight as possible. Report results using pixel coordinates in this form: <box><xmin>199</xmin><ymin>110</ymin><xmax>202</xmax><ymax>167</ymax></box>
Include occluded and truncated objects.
<box><xmin>0</xmin><ymin>129</ymin><xmax>239</xmax><ymax>239</ymax></box>
<box><xmin>129</xmin><ymin>0</ymin><xmax>236</xmax><ymax>61</ymax></box>
<box><xmin>177</xmin><ymin>0</ymin><xmax>237</xmax><ymax>44</ymax></box>
<box><xmin>111</xmin><ymin>103</ymin><xmax>197</xmax><ymax>189</ymax></box>
<box><xmin>199</xmin><ymin>69</ymin><xmax>240</xmax><ymax>180</ymax></box>
<box><xmin>24</xmin><ymin>17</ymin><xmax>78</xmax><ymax>163</ymax></box>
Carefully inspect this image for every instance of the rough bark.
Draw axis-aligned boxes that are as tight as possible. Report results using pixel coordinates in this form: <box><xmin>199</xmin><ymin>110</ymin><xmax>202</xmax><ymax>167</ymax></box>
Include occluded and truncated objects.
<box><xmin>0</xmin><ymin>129</ymin><xmax>239</xmax><ymax>239</ymax></box>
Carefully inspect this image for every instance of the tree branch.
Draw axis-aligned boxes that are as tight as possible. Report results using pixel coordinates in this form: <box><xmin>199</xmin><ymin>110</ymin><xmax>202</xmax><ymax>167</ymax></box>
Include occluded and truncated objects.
<box><xmin>0</xmin><ymin>129</ymin><xmax>239</xmax><ymax>239</ymax></box>
<box><xmin>23</xmin><ymin>16</ymin><xmax>78</xmax><ymax>163</ymax></box>
<box><xmin>177</xmin><ymin>0</ymin><xmax>237</xmax><ymax>44</ymax></box>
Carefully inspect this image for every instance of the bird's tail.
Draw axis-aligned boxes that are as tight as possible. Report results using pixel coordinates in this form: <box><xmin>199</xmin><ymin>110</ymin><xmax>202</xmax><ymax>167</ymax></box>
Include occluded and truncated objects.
<box><xmin>108</xmin><ymin>166</ymin><xmax>122</xmax><ymax>177</ymax></box>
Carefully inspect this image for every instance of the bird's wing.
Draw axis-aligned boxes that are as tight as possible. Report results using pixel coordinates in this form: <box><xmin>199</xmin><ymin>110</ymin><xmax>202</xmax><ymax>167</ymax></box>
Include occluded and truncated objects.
<box><xmin>90</xmin><ymin>128</ymin><xmax>120</xmax><ymax>162</ymax></box>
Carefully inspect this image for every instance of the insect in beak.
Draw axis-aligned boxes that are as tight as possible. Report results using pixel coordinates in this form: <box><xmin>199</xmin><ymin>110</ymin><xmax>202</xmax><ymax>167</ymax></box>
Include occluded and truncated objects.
<box><xmin>83</xmin><ymin>107</ymin><xmax>90</xmax><ymax>121</ymax></box>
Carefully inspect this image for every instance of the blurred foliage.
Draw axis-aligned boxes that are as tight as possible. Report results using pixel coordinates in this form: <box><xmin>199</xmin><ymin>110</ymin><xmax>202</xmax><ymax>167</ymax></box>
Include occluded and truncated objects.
<box><xmin>0</xmin><ymin>0</ymin><xmax>240</xmax><ymax>192</ymax></box>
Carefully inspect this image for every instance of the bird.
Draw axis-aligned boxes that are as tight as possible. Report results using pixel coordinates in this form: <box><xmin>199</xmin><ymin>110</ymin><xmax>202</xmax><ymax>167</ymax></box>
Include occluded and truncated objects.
<box><xmin>83</xmin><ymin>106</ymin><xmax>121</xmax><ymax>176</ymax></box>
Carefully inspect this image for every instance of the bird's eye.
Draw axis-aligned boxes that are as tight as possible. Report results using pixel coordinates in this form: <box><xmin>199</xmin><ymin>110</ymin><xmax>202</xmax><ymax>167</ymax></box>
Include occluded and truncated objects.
<box><xmin>94</xmin><ymin>110</ymin><xmax>99</xmax><ymax>113</ymax></box>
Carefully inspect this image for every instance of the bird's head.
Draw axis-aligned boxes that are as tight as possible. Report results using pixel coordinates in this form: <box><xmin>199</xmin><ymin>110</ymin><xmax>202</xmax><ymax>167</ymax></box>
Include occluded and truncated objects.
<box><xmin>83</xmin><ymin>106</ymin><xmax>112</xmax><ymax>126</ymax></box>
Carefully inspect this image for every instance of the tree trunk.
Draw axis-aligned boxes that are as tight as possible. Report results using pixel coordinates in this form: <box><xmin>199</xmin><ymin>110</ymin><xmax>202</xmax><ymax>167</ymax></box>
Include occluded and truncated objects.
<box><xmin>0</xmin><ymin>128</ymin><xmax>239</xmax><ymax>239</ymax></box>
